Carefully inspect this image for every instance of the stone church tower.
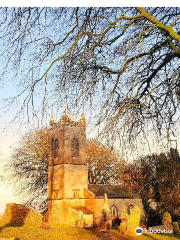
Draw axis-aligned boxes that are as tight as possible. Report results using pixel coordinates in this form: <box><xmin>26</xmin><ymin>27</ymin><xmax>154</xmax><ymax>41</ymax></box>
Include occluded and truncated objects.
<box><xmin>46</xmin><ymin>106</ymin><xmax>144</xmax><ymax>226</ymax></box>
<box><xmin>47</xmin><ymin>107</ymin><xmax>92</xmax><ymax>224</ymax></box>
<box><xmin>48</xmin><ymin>106</ymin><xmax>87</xmax><ymax>201</ymax></box>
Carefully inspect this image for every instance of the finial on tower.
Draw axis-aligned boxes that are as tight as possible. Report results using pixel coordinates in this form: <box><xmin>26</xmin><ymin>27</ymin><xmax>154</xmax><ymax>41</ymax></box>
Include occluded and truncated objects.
<box><xmin>51</xmin><ymin>106</ymin><xmax>55</xmax><ymax>121</ymax></box>
<box><xmin>50</xmin><ymin>106</ymin><xmax>56</xmax><ymax>126</ymax></box>
<box><xmin>63</xmin><ymin>102</ymin><xmax>67</xmax><ymax>116</ymax></box>
<box><xmin>81</xmin><ymin>105</ymin><xmax>85</xmax><ymax>119</ymax></box>
<box><xmin>68</xmin><ymin>112</ymin><xmax>71</xmax><ymax>120</ymax></box>
<box><xmin>80</xmin><ymin>105</ymin><xmax>86</xmax><ymax>126</ymax></box>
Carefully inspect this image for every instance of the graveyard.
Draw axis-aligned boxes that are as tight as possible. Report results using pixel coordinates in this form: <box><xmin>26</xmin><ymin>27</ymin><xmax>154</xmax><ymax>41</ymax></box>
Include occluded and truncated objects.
<box><xmin>0</xmin><ymin>6</ymin><xmax>180</xmax><ymax>240</ymax></box>
<box><xmin>0</xmin><ymin>222</ymin><xmax>180</xmax><ymax>240</ymax></box>
<box><xmin>0</xmin><ymin>104</ymin><xmax>180</xmax><ymax>240</ymax></box>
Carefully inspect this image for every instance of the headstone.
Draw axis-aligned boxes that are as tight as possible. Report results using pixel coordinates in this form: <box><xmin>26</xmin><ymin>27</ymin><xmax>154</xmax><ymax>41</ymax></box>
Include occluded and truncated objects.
<box><xmin>124</xmin><ymin>206</ymin><xmax>142</xmax><ymax>236</ymax></box>
<box><xmin>162</xmin><ymin>212</ymin><xmax>173</xmax><ymax>231</ymax></box>
<box><xmin>119</xmin><ymin>209</ymin><xmax>128</xmax><ymax>234</ymax></box>
<box><xmin>172</xmin><ymin>222</ymin><xmax>180</xmax><ymax>235</ymax></box>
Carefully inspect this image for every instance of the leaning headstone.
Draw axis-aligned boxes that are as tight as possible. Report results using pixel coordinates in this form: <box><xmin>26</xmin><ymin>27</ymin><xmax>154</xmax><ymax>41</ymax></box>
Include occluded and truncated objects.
<box><xmin>172</xmin><ymin>222</ymin><xmax>180</xmax><ymax>235</ymax></box>
<box><xmin>119</xmin><ymin>209</ymin><xmax>128</xmax><ymax>234</ymax></box>
<box><xmin>124</xmin><ymin>206</ymin><xmax>142</xmax><ymax>236</ymax></box>
<box><xmin>162</xmin><ymin>212</ymin><xmax>173</xmax><ymax>231</ymax></box>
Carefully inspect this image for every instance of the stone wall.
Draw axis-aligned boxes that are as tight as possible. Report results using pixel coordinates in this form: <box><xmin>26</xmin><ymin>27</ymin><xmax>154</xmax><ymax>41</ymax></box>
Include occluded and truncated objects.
<box><xmin>108</xmin><ymin>198</ymin><xmax>144</xmax><ymax>218</ymax></box>
<box><xmin>0</xmin><ymin>203</ymin><xmax>42</xmax><ymax>225</ymax></box>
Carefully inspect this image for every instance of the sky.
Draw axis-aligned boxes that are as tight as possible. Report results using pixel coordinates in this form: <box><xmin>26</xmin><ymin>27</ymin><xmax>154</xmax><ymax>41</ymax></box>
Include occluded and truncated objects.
<box><xmin>0</xmin><ymin>3</ymin><xmax>180</xmax><ymax>214</ymax></box>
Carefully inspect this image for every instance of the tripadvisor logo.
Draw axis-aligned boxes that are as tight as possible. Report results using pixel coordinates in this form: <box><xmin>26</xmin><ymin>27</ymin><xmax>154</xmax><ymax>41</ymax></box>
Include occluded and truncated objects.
<box><xmin>135</xmin><ymin>227</ymin><xmax>143</xmax><ymax>235</ymax></box>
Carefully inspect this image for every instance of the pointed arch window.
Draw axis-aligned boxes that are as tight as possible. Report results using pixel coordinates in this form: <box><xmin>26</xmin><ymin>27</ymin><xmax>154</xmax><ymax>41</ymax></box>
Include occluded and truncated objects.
<box><xmin>51</xmin><ymin>139</ymin><xmax>54</xmax><ymax>154</ymax></box>
<box><xmin>110</xmin><ymin>205</ymin><xmax>118</xmax><ymax>218</ymax></box>
<box><xmin>127</xmin><ymin>204</ymin><xmax>134</xmax><ymax>215</ymax></box>
<box><xmin>54</xmin><ymin>139</ymin><xmax>59</xmax><ymax>158</ymax></box>
<box><xmin>72</xmin><ymin>138</ymin><xmax>79</xmax><ymax>157</ymax></box>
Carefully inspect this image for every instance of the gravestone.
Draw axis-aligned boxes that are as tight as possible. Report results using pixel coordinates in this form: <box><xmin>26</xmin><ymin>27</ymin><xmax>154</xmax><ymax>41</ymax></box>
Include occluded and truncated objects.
<box><xmin>119</xmin><ymin>209</ymin><xmax>128</xmax><ymax>234</ymax></box>
<box><xmin>162</xmin><ymin>212</ymin><xmax>173</xmax><ymax>231</ymax></box>
<box><xmin>124</xmin><ymin>206</ymin><xmax>142</xmax><ymax>236</ymax></box>
<box><xmin>172</xmin><ymin>222</ymin><xmax>180</xmax><ymax>235</ymax></box>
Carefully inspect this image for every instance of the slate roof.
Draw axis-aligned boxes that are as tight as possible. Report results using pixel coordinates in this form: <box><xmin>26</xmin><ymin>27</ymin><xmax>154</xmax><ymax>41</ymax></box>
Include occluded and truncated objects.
<box><xmin>88</xmin><ymin>184</ymin><xmax>140</xmax><ymax>199</ymax></box>
<box><xmin>72</xmin><ymin>206</ymin><xmax>93</xmax><ymax>215</ymax></box>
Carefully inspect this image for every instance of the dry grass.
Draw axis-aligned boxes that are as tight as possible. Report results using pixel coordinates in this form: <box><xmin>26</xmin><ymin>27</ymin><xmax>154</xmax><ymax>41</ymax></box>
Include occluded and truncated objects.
<box><xmin>0</xmin><ymin>224</ymin><xmax>180</xmax><ymax>240</ymax></box>
<box><xmin>111</xmin><ymin>229</ymin><xmax>180</xmax><ymax>240</ymax></box>
<box><xmin>0</xmin><ymin>223</ymin><xmax>98</xmax><ymax>240</ymax></box>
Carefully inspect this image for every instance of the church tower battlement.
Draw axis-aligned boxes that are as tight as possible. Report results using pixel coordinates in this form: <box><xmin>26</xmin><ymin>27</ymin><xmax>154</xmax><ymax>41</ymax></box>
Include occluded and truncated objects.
<box><xmin>48</xmin><ymin>106</ymin><xmax>88</xmax><ymax>201</ymax></box>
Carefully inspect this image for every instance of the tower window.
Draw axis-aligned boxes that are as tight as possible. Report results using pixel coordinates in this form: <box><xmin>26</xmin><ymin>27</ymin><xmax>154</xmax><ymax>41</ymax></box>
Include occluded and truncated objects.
<box><xmin>72</xmin><ymin>138</ymin><xmax>79</xmax><ymax>157</ymax></box>
<box><xmin>54</xmin><ymin>138</ymin><xmax>59</xmax><ymax>158</ymax></box>
<box><xmin>51</xmin><ymin>139</ymin><xmax>54</xmax><ymax>153</ymax></box>
<box><xmin>72</xmin><ymin>189</ymin><xmax>80</xmax><ymax>198</ymax></box>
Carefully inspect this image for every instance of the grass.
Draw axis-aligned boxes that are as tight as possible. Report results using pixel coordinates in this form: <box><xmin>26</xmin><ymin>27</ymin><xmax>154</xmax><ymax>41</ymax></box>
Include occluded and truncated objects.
<box><xmin>0</xmin><ymin>223</ymin><xmax>98</xmax><ymax>240</ymax></box>
<box><xmin>0</xmin><ymin>224</ymin><xmax>180</xmax><ymax>240</ymax></box>
<box><xmin>111</xmin><ymin>229</ymin><xmax>180</xmax><ymax>240</ymax></box>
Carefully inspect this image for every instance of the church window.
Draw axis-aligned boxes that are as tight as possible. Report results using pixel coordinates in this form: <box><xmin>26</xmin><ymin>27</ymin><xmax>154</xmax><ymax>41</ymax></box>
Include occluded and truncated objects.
<box><xmin>54</xmin><ymin>138</ymin><xmax>59</xmax><ymax>158</ymax></box>
<box><xmin>110</xmin><ymin>205</ymin><xmax>118</xmax><ymax>217</ymax></box>
<box><xmin>53</xmin><ymin>190</ymin><xmax>59</xmax><ymax>199</ymax></box>
<box><xmin>73</xmin><ymin>192</ymin><xmax>79</xmax><ymax>199</ymax></box>
<box><xmin>51</xmin><ymin>139</ymin><xmax>54</xmax><ymax>154</ymax></box>
<box><xmin>72</xmin><ymin>138</ymin><xmax>79</xmax><ymax>157</ymax></box>
<box><xmin>73</xmin><ymin>189</ymin><xmax>80</xmax><ymax>199</ymax></box>
<box><xmin>127</xmin><ymin>204</ymin><xmax>134</xmax><ymax>215</ymax></box>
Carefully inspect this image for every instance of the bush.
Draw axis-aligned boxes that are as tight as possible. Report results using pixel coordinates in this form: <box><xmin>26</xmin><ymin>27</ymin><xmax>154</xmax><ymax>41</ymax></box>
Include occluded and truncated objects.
<box><xmin>146</xmin><ymin>209</ymin><xmax>162</xmax><ymax>227</ymax></box>
<box><xmin>168</xmin><ymin>211</ymin><xmax>180</xmax><ymax>222</ymax></box>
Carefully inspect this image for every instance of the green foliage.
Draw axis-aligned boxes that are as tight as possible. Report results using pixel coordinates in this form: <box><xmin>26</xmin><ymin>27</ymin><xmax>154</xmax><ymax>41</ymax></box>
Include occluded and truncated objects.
<box><xmin>139</xmin><ymin>148</ymin><xmax>180</xmax><ymax>215</ymax></box>
<box><xmin>111</xmin><ymin>229</ymin><xmax>180</xmax><ymax>240</ymax></box>
<box><xmin>168</xmin><ymin>210</ymin><xmax>180</xmax><ymax>222</ymax></box>
<box><xmin>146</xmin><ymin>209</ymin><xmax>162</xmax><ymax>228</ymax></box>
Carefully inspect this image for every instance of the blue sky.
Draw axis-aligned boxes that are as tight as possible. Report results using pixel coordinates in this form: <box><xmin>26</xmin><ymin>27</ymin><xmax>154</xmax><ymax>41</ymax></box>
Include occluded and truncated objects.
<box><xmin>0</xmin><ymin>5</ymin><xmax>179</xmax><ymax>214</ymax></box>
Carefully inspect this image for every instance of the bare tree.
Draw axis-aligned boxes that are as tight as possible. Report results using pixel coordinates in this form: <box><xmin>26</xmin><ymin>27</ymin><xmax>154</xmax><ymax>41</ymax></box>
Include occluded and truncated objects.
<box><xmin>0</xmin><ymin>7</ymin><xmax>180</xmax><ymax>143</ymax></box>
<box><xmin>7</xmin><ymin>129</ymin><xmax>49</xmax><ymax>211</ymax></box>
<box><xmin>7</xmin><ymin>128</ymin><xmax>120</xmax><ymax>210</ymax></box>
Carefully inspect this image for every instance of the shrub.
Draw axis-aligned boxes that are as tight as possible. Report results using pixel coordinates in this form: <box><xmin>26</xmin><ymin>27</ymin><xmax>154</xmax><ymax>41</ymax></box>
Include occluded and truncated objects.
<box><xmin>146</xmin><ymin>209</ymin><xmax>162</xmax><ymax>227</ymax></box>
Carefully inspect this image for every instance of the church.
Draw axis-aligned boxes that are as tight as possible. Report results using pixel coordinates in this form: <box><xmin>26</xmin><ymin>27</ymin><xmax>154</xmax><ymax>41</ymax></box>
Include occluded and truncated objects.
<box><xmin>46</xmin><ymin>107</ymin><xmax>144</xmax><ymax>226</ymax></box>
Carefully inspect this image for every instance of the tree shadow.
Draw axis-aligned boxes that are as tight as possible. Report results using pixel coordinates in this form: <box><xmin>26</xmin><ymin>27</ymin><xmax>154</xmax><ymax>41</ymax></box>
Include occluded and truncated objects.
<box><xmin>143</xmin><ymin>233</ymin><xmax>159</xmax><ymax>240</ymax></box>
<box><xmin>143</xmin><ymin>233</ymin><xmax>179</xmax><ymax>239</ymax></box>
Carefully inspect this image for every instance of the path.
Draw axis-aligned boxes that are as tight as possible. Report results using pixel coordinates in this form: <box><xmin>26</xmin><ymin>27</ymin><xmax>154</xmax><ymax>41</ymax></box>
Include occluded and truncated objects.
<box><xmin>94</xmin><ymin>231</ymin><xmax>127</xmax><ymax>240</ymax></box>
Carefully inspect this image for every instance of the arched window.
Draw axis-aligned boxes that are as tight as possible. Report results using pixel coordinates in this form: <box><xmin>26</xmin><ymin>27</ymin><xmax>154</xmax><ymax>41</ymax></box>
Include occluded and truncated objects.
<box><xmin>51</xmin><ymin>139</ymin><xmax>54</xmax><ymax>154</ymax></box>
<box><xmin>54</xmin><ymin>139</ymin><xmax>59</xmax><ymax>158</ymax></box>
<box><xmin>127</xmin><ymin>204</ymin><xmax>134</xmax><ymax>215</ymax></box>
<box><xmin>72</xmin><ymin>138</ymin><xmax>79</xmax><ymax>157</ymax></box>
<box><xmin>110</xmin><ymin>205</ymin><xmax>118</xmax><ymax>218</ymax></box>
